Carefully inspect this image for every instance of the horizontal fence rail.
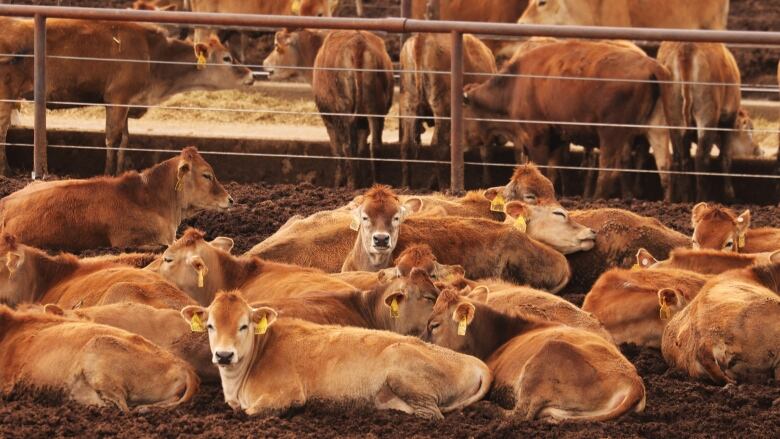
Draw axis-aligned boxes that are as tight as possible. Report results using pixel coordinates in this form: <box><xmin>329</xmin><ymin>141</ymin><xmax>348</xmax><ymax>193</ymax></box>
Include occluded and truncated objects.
<box><xmin>0</xmin><ymin>4</ymin><xmax>779</xmax><ymax>193</ymax></box>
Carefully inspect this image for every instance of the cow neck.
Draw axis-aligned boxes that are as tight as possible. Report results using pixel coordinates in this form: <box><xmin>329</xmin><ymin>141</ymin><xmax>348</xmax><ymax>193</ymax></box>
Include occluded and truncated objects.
<box><xmin>467</xmin><ymin>302</ymin><xmax>539</xmax><ymax>360</ymax></box>
<box><xmin>225</xmin><ymin>327</ymin><xmax>272</xmax><ymax>407</ymax></box>
<box><xmin>347</xmin><ymin>234</ymin><xmax>393</xmax><ymax>272</ymax></box>
<box><xmin>750</xmin><ymin>263</ymin><xmax>780</xmax><ymax>293</ymax></box>
<box><xmin>298</xmin><ymin>31</ymin><xmax>327</xmax><ymax>83</ymax></box>
<box><xmin>24</xmin><ymin>248</ymin><xmax>81</xmax><ymax>303</ymax></box>
<box><xmin>218</xmin><ymin>252</ymin><xmax>263</xmax><ymax>292</ymax></box>
<box><xmin>359</xmin><ymin>284</ymin><xmax>391</xmax><ymax>330</ymax></box>
<box><xmin>138</xmin><ymin>157</ymin><xmax>185</xmax><ymax>226</ymax></box>
<box><xmin>147</xmin><ymin>39</ymin><xmax>214</xmax><ymax>101</ymax></box>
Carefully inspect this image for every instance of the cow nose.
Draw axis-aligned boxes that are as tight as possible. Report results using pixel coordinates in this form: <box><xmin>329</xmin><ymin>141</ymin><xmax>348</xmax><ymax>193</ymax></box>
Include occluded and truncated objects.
<box><xmin>585</xmin><ymin>228</ymin><xmax>596</xmax><ymax>239</ymax></box>
<box><xmin>215</xmin><ymin>351</ymin><xmax>234</xmax><ymax>365</ymax></box>
<box><xmin>227</xmin><ymin>196</ymin><xmax>235</xmax><ymax>206</ymax></box>
<box><xmin>373</xmin><ymin>234</ymin><xmax>390</xmax><ymax>248</ymax></box>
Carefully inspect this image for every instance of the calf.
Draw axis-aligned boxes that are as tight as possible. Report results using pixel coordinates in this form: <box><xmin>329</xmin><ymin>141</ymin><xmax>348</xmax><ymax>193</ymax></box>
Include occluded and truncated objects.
<box><xmin>658</xmin><ymin>42</ymin><xmax>755</xmax><ymax>201</ymax></box>
<box><xmin>638</xmin><ymin>247</ymin><xmax>777</xmax><ymax>274</ymax></box>
<box><xmin>424</xmin><ymin>289</ymin><xmax>645</xmax><ymax>422</ymax></box>
<box><xmin>153</xmin><ymin>229</ymin><xmax>355</xmax><ymax>306</ymax></box>
<box><xmin>0</xmin><ymin>19</ymin><xmax>253</xmax><ymax>174</ymax></box>
<box><xmin>661</xmin><ymin>258</ymin><xmax>780</xmax><ymax>384</ymax></box>
<box><xmin>0</xmin><ymin>233</ymin><xmax>196</xmax><ymax>310</ymax></box>
<box><xmin>263</xmin><ymin>29</ymin><xmax>394</xmax><ymax>188</ymax></box>
<box><xmin>583</xmin><ymin>267</ymin><xmax>709</xmax><ymax>347</ymax></box>
<box><xmin>691</xmin><ymin>202</ymin><xmax>780</xmax><ymax>253</ymax></box>
<box><xmin>399</xmin><ymin>32</ymin><xmax>504</xmax><ymax>188</ymax></box>
<box><xmin>40</xmin><ymin>302</ymin><xmax>217</xmax><ymax>383</ymax></box>
<box><xmin>463</xmin><ymin>40</ymin><xmax>672</xmax><ymax>198</ymax></box>
<box><xmin>181</xmin><ymin>291</ymin><xmax>491</xmax><ymax>418</ymax></box>
<box><xmin>342</xmin><ymin>185</ymin><xmax>423</xmax><ymax>272</ymax></box>
<box><xmin>0</xmin><ymin>305</ymin><xmax>199</xmax><ymax>410</ymax></box>
<box><xmin>0</xmin><ymin>147</ymin><xmax>231</xmax><ymax>251</ymax></box>
<box><xmin>501</xmin><ymin>200</ymin><xmax>596</xmax><ymax>254</ymax></box>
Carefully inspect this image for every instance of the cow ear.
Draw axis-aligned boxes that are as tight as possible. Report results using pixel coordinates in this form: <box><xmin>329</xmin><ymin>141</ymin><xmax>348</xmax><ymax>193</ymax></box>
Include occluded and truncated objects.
<box><xmin>691</xmin><ymin>202</ymin><xmax>709</xmax><ymax>227</ymax></box>
<box><xmin>635</xmin><ymin>248</ymin><xmax>657</xmax><ymax>269</ymax></box>
<box><xmin>736</xmin><ymin>210</ymin><xmax>751</xmax><ymax>235</ymax></box>
<box><xmin>769</xmin><ymin>250</ymin><xmax>780</xmax><ymax>265</ymax></box>
<box><xmin>657</xmin><ymin>288</ymin><xmax>684</xmax><ymax>320</ymax></box>
<box><xmin>144</xmin><ymin>257</ymin><xmax>163</xmax><ymax>272</ymax></box>
<box><xmin>452</xmin><ymin>302</ymin><xmax>476</xmax><ymax>326</ymax></box>
<box><xmin>383</xmin><ymin>290</ymin><xmax>407</xmax><ymax>318</ymax></box>
<box><xmin>377</xmin><ymin>267</ymin><xmax>401</xmax><ymax>283</ymax></box>
<box><xmin>401</xmin><ymin>197</ymin><xmax>423</xmax><ymax>219</ymax></box>
<box><xmin>181</xmin><ymin>305</ymin><xmax>208</xmax><ymax>327</ymax></box>
<box><xmin>468</xmin><ymin>286</ymin><xmax>490</xmax><ymax>303</ymax></box>
<box><xmin>483</xmin><ymin>186</ymin><xmax>505</xmax><ymax>202</ymax></box>
<box><xmin>43</xmin><ymin>304</ymin><xmax>64</xmax><ymax>316</ymax></box>
<box><xmin>194</xmin><ymin>42</ymin><xmax>209</xmax><ymax>58</ymax></box>
<box><xmin>504</xmin><ymin>201</ymin><xmax>530</xmax><ymax>220</ymax></box>
<box><xmin>251</xmin><ymin>306</ymin><xmax>278</xmax><ymax>328</ymax></box>
<box><xmin>346</xmin><ymin>195</ymin><xmax>364</xmax><ymax>210</ymax></box>
<box><xmin>188</xmin><ymin>256</ymin><xmax>208</xmax><ymax>288</ymax></box>
<box><xmin>3</xmin><ymin>251</ymin><xmax>24</xmax><ymax>275</ymax></box>
<box><xmin>210</xmin><ymin>237</ymin><xmax>234</xmax><ymax>253</ymax></box>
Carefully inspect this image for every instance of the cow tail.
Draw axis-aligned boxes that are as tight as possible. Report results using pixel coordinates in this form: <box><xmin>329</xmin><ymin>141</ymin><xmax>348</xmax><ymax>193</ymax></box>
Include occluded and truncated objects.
<box><xmin>679</xmin><ymin>43</ymin><xmax>695</xmax><ymax>128</ymax></box>
<box><xmin>352</xmin><ymin>37</ymin><xmax>366</xmax><ymax>118</ymax></box>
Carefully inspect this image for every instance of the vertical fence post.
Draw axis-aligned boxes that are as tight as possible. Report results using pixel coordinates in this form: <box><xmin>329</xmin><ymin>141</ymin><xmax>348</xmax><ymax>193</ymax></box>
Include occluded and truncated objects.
<box><xmin>450</xmin><ymin>30</ymin><xmax>464</xmax><ymax>193</ymax></box>
<box><xmin>400</xmin><ymin>0</ymin><xmax>411</xmax><ymax>41</ymax></box>
<box><xmin>33</xmin><ymin>13</ymin><xmax>47</xmax><ymax>179</ymax></box>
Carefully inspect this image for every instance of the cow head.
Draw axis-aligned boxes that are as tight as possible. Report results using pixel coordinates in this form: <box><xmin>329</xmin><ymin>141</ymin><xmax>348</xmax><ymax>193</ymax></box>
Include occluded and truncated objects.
<box><xmin>174</xmin><ymin>147</ymin><xmax>234</xmax><ymax>214</ymax></box>
<box><xmin>0</xmin><ymin>233</ymin><xmax>31</xmax><ymax>304</ymax></box>
<box><xmin>377</xmin><ymin>244</ymin><xmax>465</xmax><ymax>284</ymax></box>
<box><xmin>181</xmin><ymin>291</ymin><xmax>277</xmax><ymax>367</ymax></box>
<box><xmin>297</xmin><ymin>0</ymin><xmax>331</xmax><ymax>17</ymax></box>
<box><xmin>379</xmin><ymin>268</ymin><xmax>441</xmax><ymax>337</ymax></box>
<box><xmin>484</xmin><ymin>164</ymin><xmax>557</xmax><ymax>209</ymax></box>
<box><xmin>350</xmin><ymin>185</ymin><xmax>423</xmax><ymax>270</ymax></box>
<box><xmin>728</xmin><ymin>109</ymin><xmax>761</xmax><ymax>159</ymax></box>
<box><xmin>518</xmin><ymin>0</ymin><xmax>591</xmax><ymax>26</ymax></box>
<box><xmin>657</xmin><ymin>288</ymin><xmax>687</xmax><ymax>321</ymax></box>
<box><xmin>501</xmin><ymin>200</ymin><xmax>595</xmax><ymax>254</ymax></box>
<box><xmin>155</xmin><ymin>228</ymin><xmax>234</xmax><ymax>305</ymax></box>
<box><xmin>423</xmin><ymin>287</ymin><xmax>478</xmax><ymax>355</ymax></box>
<box><xmin>131</xmin><ymin>0</ymin><xmax>176</xmax><ymax>11</ymax></box>
<box><xmin>691</xmin><ymin>202</ymin><xmax>750</xmax><ymax>252</ymax></box>
<box><xmin>192</xmin><ymin>36</ymin><xmax>254</xmax><ymax>87</ymax></box>
<box><xmin>263</xmin><ymin>29</ymin><xmax>325</xmax><ymax>82</ymax></box>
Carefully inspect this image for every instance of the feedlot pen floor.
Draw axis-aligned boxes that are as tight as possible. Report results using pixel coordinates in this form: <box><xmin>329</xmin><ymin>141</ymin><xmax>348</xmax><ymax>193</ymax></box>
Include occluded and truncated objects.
<box><xmin>0</xmin><ymin>177</ymin><xmax>779</xmax><ymax>438</ymax></box>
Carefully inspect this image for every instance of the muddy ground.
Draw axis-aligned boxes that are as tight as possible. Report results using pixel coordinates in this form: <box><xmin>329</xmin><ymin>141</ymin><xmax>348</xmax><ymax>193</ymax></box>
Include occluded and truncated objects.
<box><xmin>0</xmin><ymin>175</ymin><xmax>779</xmax><ymax>438</ymax></box>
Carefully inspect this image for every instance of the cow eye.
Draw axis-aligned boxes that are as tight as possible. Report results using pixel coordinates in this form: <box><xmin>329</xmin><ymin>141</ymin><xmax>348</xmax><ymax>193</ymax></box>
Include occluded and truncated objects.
<box><xmin>163</xmin><ymin>257</ymin><xmax>173</xmax><ymax>263</ymax></box>
<box><xmin>554</xmin><ymin>211</ymin><xmax>566</xmax><ymax>219</ymax></box>
<box><xmin>393</xmin><ymin>216</ymin><xmax>400</xmax><ymax>222</ymax></box>
<box><xmin>362</xmin><ymin>215</ymin><xmax>369</xmax><ymax>222</ymax></box>
<box><xmin>202</xmin><ymin>173</ymin><xmax>213</xmax><ymax>181</ymax></box>
<box><xmin>523</xmin><ymin>194</ymin><xmax>537</xmax><ymax>202</ymax></box>
<box><xmin>423</xmin><ymin>295</ymin><xmax>437</xmax><ymax>303</ymax></box>
<box><xmin>428</xmin><ymin>322</ymin><xmax>440</xmax><ymax>332</ymax></box>
<box><xmin>724</xmin><ymin>241</ymin><xmax>734</xmax><ymax>249</ymax></box>
<box><xmin>538</xmin><ymin>0</ymin><xmax>547</xmax><ymax>6</ymax></box>
<box><xmin>222</xmin><ymin>55</ymin><xmax>232</xmax><ymax>63</ymax></box>
<box><xmin>239</xmin><ymin>324</ymin><xmax>248</xmax><ymax>331</ymax></box>
<box><xmin>207</xmin><ymin>324</ymin><xmax>214</xmax><ymax>331</ymax></box>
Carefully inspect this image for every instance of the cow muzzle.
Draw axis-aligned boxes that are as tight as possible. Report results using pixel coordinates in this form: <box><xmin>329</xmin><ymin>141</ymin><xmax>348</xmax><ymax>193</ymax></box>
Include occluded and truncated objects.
<box><xmin>372</xmin><ymin>233</ymin><xmax>392</xmax><ymax>252</ymax></box>
<box><xmin>214</xmin><ymin>350</ymin><xmax>236</xmax><ymax>366</ymax></box>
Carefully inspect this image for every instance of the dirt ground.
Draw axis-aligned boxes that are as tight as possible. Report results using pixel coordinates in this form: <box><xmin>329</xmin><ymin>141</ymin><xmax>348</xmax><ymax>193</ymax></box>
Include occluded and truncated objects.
<box><xmin>0</xmin><ymin>175</ymin><xmax>779</xmax><ymax>438</ymax></box>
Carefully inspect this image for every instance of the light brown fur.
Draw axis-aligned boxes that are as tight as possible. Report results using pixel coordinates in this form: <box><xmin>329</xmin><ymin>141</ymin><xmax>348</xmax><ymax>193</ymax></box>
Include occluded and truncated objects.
<box><xmin>691</xmin><ymin>202</ymin><xmax>779</xmax><ymax>253</ymax></box>
<box><xmin>648</xmin><ymin>247</ymin><xmax>776</xmax><ymax>274</ymax></box>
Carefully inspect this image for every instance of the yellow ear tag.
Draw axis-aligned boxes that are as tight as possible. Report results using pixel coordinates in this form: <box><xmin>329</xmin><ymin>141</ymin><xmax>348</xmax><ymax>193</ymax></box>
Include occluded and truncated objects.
<box><xmin>6</xmin><ymin>252</ymin><xmax>18</xmax><ymax>274</ymax></box>
<box><xmin>255</xmin><ymin>315</ymin><xmax>268</xmax><ymax>335</ymax></box>
<box><xmin>190</xmin><ymin>314</ymin><xmax>206</xmax><ymax>333</ymax></box>
<box><xmin>513</xmin><ymin>216</ymin><xmax>527</xmax><ymax>233</ymax></box>
<box><xmin>196</xmin><ymin>52</ymin><xmax>207</xmax><ymax>70</ymax></box>
<box><xmin>350</xmin><ymin>216</ymin><xmax>360</xmax><ymax>232</ymax></box>
<box><xmin>490</xmin><ymin>194</ymin><xmax>505</xmax><ymax>212</ymax></box>
<box><xmin>631</xmin><ymin>264</ymin><xmax>640</xmax><ymax>271</ymax></box>
<box><xmin>457</xmin><ymin>316</ymin><xmax>468</xmax><ymax>336</ymax></box>
<box><xmin>738</xmin><ymin>234</ymin><xmax>745</xmax><ymax>249</ymax></box>
<box><xmin>197</xmin><ymin>268</ymin><xmax>206</xmax><ymax>288</ymax></box>
<box><xmin>659</xmin><ymin>302</ymin><xmax>671</xmax><ymax>321</ymax></box>
<box><xmin>291</xmin><ymin>0</ymin><xmax>302</xmax><ymax>15</ymax></box>
<box><xmin>175</xmin><ymin>176</ymin><xmax>184</xmax><ymax>192</ymax></box>
<box><xmin>390</xmin><ymin>297</ymin><xmax>400</xmax><ymax>318</ymax></box>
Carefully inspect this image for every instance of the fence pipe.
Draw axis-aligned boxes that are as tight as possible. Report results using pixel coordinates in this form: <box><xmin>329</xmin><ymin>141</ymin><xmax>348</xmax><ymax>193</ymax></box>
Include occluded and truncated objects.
<box><xmin>450</xmin><ymin>31</ymin><xmax>464</xmax><ymax>193</ymax></box>
<box><xmin>33</xmin><ymin>13</ymin><xmax>47</xmax><ymax>178</ymax></box>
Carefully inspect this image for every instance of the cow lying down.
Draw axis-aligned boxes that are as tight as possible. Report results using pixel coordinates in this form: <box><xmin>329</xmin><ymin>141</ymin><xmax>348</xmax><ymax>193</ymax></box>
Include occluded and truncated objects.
<box><xmin>424</xmin><ymin>289</ymin><xmax>645</xmax><ymax>422</ymax></box>
<box><xmin>0</xmin><ymin>305</ymin><xmax>199</xmax><ymax>410</ymax></box>
<box><xmin>181</xmin><ymin>291</ymin><xmax>491</xmax><ymax>418</ymax></box>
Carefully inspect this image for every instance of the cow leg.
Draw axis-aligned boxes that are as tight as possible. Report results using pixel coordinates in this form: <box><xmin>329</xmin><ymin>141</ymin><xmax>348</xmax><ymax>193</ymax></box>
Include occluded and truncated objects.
<box><xmin>594</xmin><ymin>132</ymin><xmax>632</xmax><ymax>199</ymax></box>
<box><xmin>383</xmin><ymin>375</ymin><xmax>444</xmax><ymax>420</ymax></box>
<box><xmin>116</xmin><ymin>121</ymin><xmax>131</xmax><ymax>174</ymax></box>
<box><xmin>368</xmin><ymin>116</ymin><xmax>384</xmax><ymax>185</ymax></box>
<box><xmin>479</xmin><ymin>141</ymin><xmax>494</xmax><ymax>187</ymax></box>
<box><xmin>647</xmin><ymin>126</ymin><xmax>672</xmax><ymax>202</ymax></box>
<box><xmin>718</xmin><ymin>131</ymin><xmax>736</xmax><ymax>202</ymax></box>
<box><xmin>399</xmin><ymin>112</ymin><xmax>416</xmax><ymax>187</ymax></box>
<box><xmin>345</xmin><ymin>121</ymin><xmax>360</xmax><ymax>189</ymax></box>
<box><xmin>105</xmin><ymin>105</ymin><xmax>130</xmax><ymax>175</ymax></box>
<box><xmin>0</xmin><ymin>100</ymin><xmax>13</xmax><ymax>175</ymax></box>
<box><xmin>323</xmin><ymin>120</ymin><xmax>344</xmax><ymax>187</ymax></box>
<box><xmin>695</xmin><ymin>126</ymin><xmax>716</xmax><ymax>201</ymax></box>
<box><xmin>431</xmin><ymin>120</ymin><xmax>450</xmax><ymax>190</ymax></box>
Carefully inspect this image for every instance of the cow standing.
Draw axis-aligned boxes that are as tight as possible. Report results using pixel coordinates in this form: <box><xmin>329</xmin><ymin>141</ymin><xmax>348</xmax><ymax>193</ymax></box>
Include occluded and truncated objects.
<box><xmin>0</xmin><ymin>18</ymin><xmax>254</xmax><ymax>175</ymax></box>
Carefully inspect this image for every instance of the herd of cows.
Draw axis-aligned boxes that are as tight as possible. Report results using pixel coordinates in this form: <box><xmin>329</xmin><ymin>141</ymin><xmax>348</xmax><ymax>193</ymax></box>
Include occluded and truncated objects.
<box><xmin>0</xmin><ymin>146</ymin><xmax>779</xmax><ymax>421</ymax></box>
<box><xmin>0</xmin><ymin>0</ymin><xmax>768</xmax><ymax>200</ymax></box>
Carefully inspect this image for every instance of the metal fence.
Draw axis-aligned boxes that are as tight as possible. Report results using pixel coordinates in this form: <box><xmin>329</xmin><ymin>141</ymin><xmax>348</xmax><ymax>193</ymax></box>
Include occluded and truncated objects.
<box><xmin>1</xmin><ymin>2</ymin><xmax>780</xmax><ymax>191</ymax></box>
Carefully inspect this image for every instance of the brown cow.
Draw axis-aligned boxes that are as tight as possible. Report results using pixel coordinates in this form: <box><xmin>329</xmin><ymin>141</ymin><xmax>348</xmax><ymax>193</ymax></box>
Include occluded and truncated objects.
<box><xmin>334</xmin><ymin>244</ymin><xmax>465</xmax><ymax>291</ymax></box>
<box><xmin>638</xmin><ymin>247</ymin><xmax>777</xmax><ymax>275</ymax></box>
<box><xmin>0</xmin><ymin>233</ymin><xmax>196</xmax><ymax>310</ymax></box>
<box><xmin>690</xmin><ymin>202</ymin><xmax>780</xmax><ymax>253</ymax></box>
<box><xmin>263</xmin><ymin>29</ymin><xmax>394</xmax><ymax>188</ymax></box>
<box><xmin>399</xmin><ymin>33</ymin><xmax>503</xmax><ymax>188</ymax></box>
<box><xmin>518</xmin><ymin>0</ymin><xmax>729</xmax><ymax>30</ymax></box>
<box><xmin>181</xmin><ymin>291</ymin><xmax>491</xmax><ymax>418</ymax></box>
<box><xmin>658</xmin><ymin>42</ymin><xmax>755</xmax><ymax>201</ymax></box>
<box><xmin>501</xmin><ymin>200</ymin><xmax>596</xmax><ymax>254</ymax></box>
<box><xmin>151</xmin><ymin>229</ymin><xmax>355</xmax><ymax>306</ymax></box>
<box><xmin>0</xmin><ymin>305</ymin><xmax>199</xmax><ymax>410</ymax></box>
<box><xmin>583</xmin><ymin>267</ymin><xmax>709</xmax><ymax>347</ymax></box>
<box><xmin>661</xmin><ymin>258</ymin><xmax>780</xmax><ymax>384</ymax></box>
<box><xmin>463</xmin><ymin>40</ymin><xmax>672</xmax><ymax>199</ymax></box>
<box><xmin>38</xmin><ymin>302</ymin><xmax>217</xmax><ymax>383</ymax></box>
<box><xmin>424</xmin><ymin>289</ymin><xmax>645</xmax><ymax>422</ymax></box>
<box><xmin>0</xmin><ymin>147</ymin><xmax>231</xmax><ymax>251</ymax></box>
<box><xmin>0</xmin><ymin>19</ymin><xmax>253</xmax><ymax>174</ymax></box>
<box><xmin>342</xmin><ymin>185</ymin><xmax>423</xmax><ymax>272</ymax></box>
